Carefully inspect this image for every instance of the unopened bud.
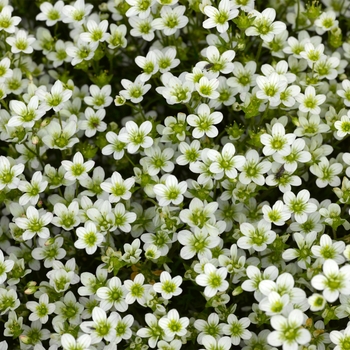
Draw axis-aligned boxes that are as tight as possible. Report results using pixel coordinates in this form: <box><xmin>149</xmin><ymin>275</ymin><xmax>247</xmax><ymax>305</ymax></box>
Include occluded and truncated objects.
<box><xmin>329</xmin><ymin>26</ymin><xmax>343</xmax><ymax>49</ymax></box>
<box><xmin>31</xmin><ymin>135</ymin><xmax>39</xmax><ymax>145</ymax></box>
<box><xmin>24</xmin><ymin>281</ymin><xmax>37</xmax><ymax>295</ymax></box>
<box><xmin>20</xmin><ymin>335</ymin><xmax>30</xmax><ymax>344</ymax></box>
<box><xmin>45</xmin><ymin>238</ymin><xmax>55</xmax><ymax>246</ymax></box>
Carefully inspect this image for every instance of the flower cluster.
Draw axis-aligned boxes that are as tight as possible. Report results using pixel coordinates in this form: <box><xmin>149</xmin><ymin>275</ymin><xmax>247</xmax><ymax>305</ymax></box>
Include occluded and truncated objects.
<box><xmin>0</xmin><ymin>0</ymin><xmax>350</xmax><ymax>349</ymax></box>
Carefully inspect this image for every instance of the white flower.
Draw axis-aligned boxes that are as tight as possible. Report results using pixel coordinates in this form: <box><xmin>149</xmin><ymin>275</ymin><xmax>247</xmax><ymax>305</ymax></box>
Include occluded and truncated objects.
<box><xmin>42</xmin><ymin>119</ymin><xmax>79</xmax><ymax>150</ymax></box>
<box><xmin>268</xmin><ymin>309</ymin><xmax>311</xmax><ymax>350</ymax></box>
<box><xmin>126</xmin><ymin>0</ymin><xmax>155</xmax><ymax>19</ymax></box>
<box><xmin>66</xmin><ymin>39</ymin><xmax>98</xmax><ymax>66</ymax></box>
<box><xmin>202</xmin><ymin>44</ymin><xmax>235</xmax><ymax>78</ymax></box>
<box><xmin>152</xmin><ymin>6</ymin><xmax>188</xmax><ymax>36</ymax></box>
<box><xmin>201</xmin><ymin>335</ymin><xmax>231</xmax><ymax>350</ymax></box>
<box><xmin>0</xmin><ymin>249</ymin><xmax>14</xmax><ymax>284</ymax></box>
<box><xmin>294</xmin><ymin>113</ymin><xmax>330</xmax><ymax>137</ymax></box>
<box><xmin>153</xmin><ymin>174</ymin><xmax>187</xmax><ymax>206</ymax></box>
<box><xmin>203</xmin><ymin>0</ymin><xmax>239</xmax><ymax>33</ymax></box>
<box><xmin>222</xmin><ymin>314</ymin><xmax>251</xmax><ymax>345</ymax></box>
<box><xmin>311</xmin><ymin>234</ymin><xmax>345</xmax><ymax>264</ymax></box>
<box><xmin>96</xmin><ymin>276</ymin><xmax>128</xmax><ymax>312</ymax></box>
<box><xmin>245</xmin><ymin>8</ymin><xmax>286</xmax><ymax>42</ymax></box>
<box><xmin>159</xmin><ymin>309</ymin><xmax>189</xmax><ymax>339</ymax></box>
<box><xmin>52</xmin><ymin>201</ymin><xmax>80</xmax><ymax>231</ymax></box>
<box><xmin>15</xmin><ymin>206</ymin><xmax>53</xmax><ymax>240</ymax></box>
<box><xmin>194</xmin><ymin>313</ymin><xmax>225</xmax><ymax>344</ymax></box>
<box><xmin>314</xmin><ymin>56</ymin><xmax>339</xmax><ymax>80</ymax></box>
<box><xmin>153</xmin><ymin>271</ymin><xmax>182</xmax><ymax>300</ymax></box>
<box><xmin>80</xmin><ymin>107</ymin><xmax>107</xmax><ymax>137</ymax></box>
<box><xmin>283</xmin><ymin>189</ymin><xmax>317</xmax><ymax>223</ymax></box>
<box><xmin>207</xmin><ymin>143</ymin><xmax>246</xmax><ymax>179</ymax></box>
<box><xmin>314</xmin><ymin>10</ymin><xmax>338</xmax><ymax>35</ymax></box>
<box><xmin>0</xmin><ymin>6</ymin><xmax>21</xmax><ymax>33</ymax></box>
<box><xmin>178</xmin><ymin>228</ymin><xmax>220</xmax><ymax>260</ymax></box>
<box><xmin>195</xmin><ymin>263</ymin><xmax>229</xmax><ymax>298</ymax></box>
<box><xmin>273</xmin><ymin>138</ymin><xmax>311</xmax><ymax>173</ymax></box>
<box><xmin>8</xmin><ymin>96</ymin><xmax>45</xmax><ymax>128</ymax></box>
<box><xmin>137</xmin><ymin>313</ymin><xmax>172</xmax><ymax>348</ymax></box>
<box><xmin>26</xmin><ymin>293</ymin><xmax>55</xmax><ymax>324</ymax></box>
<box><xmin>299</xmin><ymin>42</ymin><xmax>326</xmax><ymax>65</ymax></box>
<box><xmin>282</xmin><ymin>231</ymin><xmax>317</xmax><ymax>269</ymax></box>
<box><xmin>124</xmin><ymin>273</ymin><xmax>149</xmax><ymax>305</ymax></box>
<box><xmin>129</xmin><ymin>15</ymin><xmax>156</xmax><ymax>42</ymax></box>
<box><xmin>113</xmin><ymin>203</ymin><xmax>136</xmax><ymax>232</ymax></box>
<box><xmin>17</xmin><ymin>171</ymin><xmax>48</xmax><ymax>206</ymax></box>
<box><xmin>119</xmin><ymin>76</ymin><xmax>151</xmax><ymax>104</ymax></box>
<box><xmin>36</xmin><ymin>80</ymin><xmax>72</xmax><ymax>112</ymax></box>
<box><xmin>260</xmin><ymin>123</ymin><xmax>296</xmax><ymax>156</ymax></box>
<box><xmin>262</xmin><ymin>200</ymin><xmax>291</xmax><ymax>226</ymax></box>
<box><xmin>106</xmin><ymin>23</ymin><xmax>127</xmax><ymax>49</ymax></box>
<box><xmin>330</xmin><ymin>325</ymin><xmax>350</xmax><ymax>350</ymax></box>
<box><xmin>337</xmin><ymin>79</ymin><xmax>350</xmax><ymax>107</ymax></box>
<box><xmin>0</xmin><ymin>57</ymin><xmax>12</xmax><ymax>82</ymax></box>
<box><xmin>238</xmin><ymin>220</ymin><xmax>276</xmax><ymax>252</ymax></box>
<box><xmin>239</xmin><ymin>149</ymin><xmax>271</xmax><ymax>185</ymax></box>
<box><xmin>80</xmin><ymin>306</ymin><xmax>117</xmax><ymax>344</ymax></box>
<box><xmin>141</xmin><ymin>145</ymin><xmax>174</xmax><ymax>176</ymax></box>
<box><xmin>84</xmin><ymin>85</ymin><xmax>113</xmax><ymax>110</ymax></box>
<box><xmin>179</xmin><ymin>198</ymin><xmax>221</xmax><ymax>236</ymax></box>
<box><xmin>156</xmin><ymin>72</ymin><xmax>194</xmax><ymax>105</ymax></box>
<box><xmin>187</xmin><ymin>103</ymin><xmax>223</xmax><ymax>138</ymax></box>
<box><xmin>154</xmin><ymin>47</ymin><xmax>180</xmax><ymax>74</ymax></box>
<box><xmin>310</xmin><ymin>156</ymin><xmax>342</xmax><ymax>188</ymax></box>
<box><xmin>75</xmin><ymin>221</ymin><xmax>104</xmax><ymax>255</ymax></box>
<box><xmin>61</xmin><ymin>152</ymin><xmax>95</xmax><ymax>182</ymax></box>
<box><xmin>32</xmin><ymin>236</ymin><xmax>66</xmax><ymax>268</ymax></box>
<box><xmin>135</xmin><ymin>51</ymin><xmax>159</xmax><ymax>83</ymax></box>
<box><xmin>61</xmin><ymin>334</ymin><xmax>91</xmax><ymax>350</ymax></box>
<box><xmin>62</xmin><ymin>0</ymin><xmax>93</xmax><ymax>24</ymax></box>
<box><xmin>100</xmin><ymin>171</ymin><xmax>135</xmax><ymax>203</ymax></box>
<box><xmin>36</xmin><ymin>1</ymin><xmax>64</xmax><ymax>26</ymax></box>
<box><xmin>176</xmin><ymin>140</ymin><xmax>201</xmax><ymax>165</ymax></box>
<box><xmin>195</xmin><ymin>76</ymin><xmax>220</xmax><ymax>99</ymax></box>
<box><xmin>80</xmin><ymin>19</ymin><xmax>108</xmax><ymax>43</ymax></box>
<box><xmin>102</xmin><ymin>131</ymin><xmax>126</xmax><ymax>160</ymax></box>
<box><xmin>295</xmin><ymin>86</ymin><xmax>326</xmax><ymax>115</ymax></box>
<box><xmin>47</xmin><ymin>39</ymin><xmax>73</xmax><ymax>67</ymax></box>
<box><xmin>256</xmin><ymin>72</ymin><xmax>287</xmax><ymax>106</ymax></box>
<box><xmin>334</xmin><ymin>111</ymin><xmax>350</xmax><ymax>138</ymax></box>
<box><xmin>227</xmin><ymin>61</ymin><xmax>257</xmax><ymax>93</ymax></box>
<box><xmin>6</xmin><ymin>29</ymin><xmax>35</xmax><ymax>54</ymax></box>
<box><xmin>307</xmin><ymin>293</ymin><xmax>326</xmax><ymax>312</ymax></box>
<box><xmin>0</xmin><ymin>156</ymin><xmax>25</xmax><ymax>190</ymax></box>
<box><xmin>311</xmin><ymin>259</ymin><xmax>350</xmax><ymax>302</ymax></box>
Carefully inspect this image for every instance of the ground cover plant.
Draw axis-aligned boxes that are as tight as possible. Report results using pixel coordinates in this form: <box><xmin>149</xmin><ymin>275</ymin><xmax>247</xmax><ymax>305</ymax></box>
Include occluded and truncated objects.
<box><xmin>1</xmin><ymin>0</ymin><xmax>350</xmax><ymax>349</ymax></box>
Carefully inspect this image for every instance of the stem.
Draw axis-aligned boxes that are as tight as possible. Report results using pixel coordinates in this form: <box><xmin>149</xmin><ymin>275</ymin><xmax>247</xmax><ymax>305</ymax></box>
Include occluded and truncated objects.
<box><xmin>255</xmin><ymin>40</ymin><xmax>263</xmax><ymax>63</ymax></box>
<box><xmin>22</xmin><ymin>142</ymin><xmax>45</xmax><ymax>169</ymax></box>
<box><xmin>295</xmin><ymin>0</ymin><xmax>301</xmax><ymax>32</ymax></box>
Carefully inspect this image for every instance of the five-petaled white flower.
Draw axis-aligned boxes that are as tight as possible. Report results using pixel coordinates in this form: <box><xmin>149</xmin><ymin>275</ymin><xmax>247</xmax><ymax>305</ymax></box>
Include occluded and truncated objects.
<box><xmin>153</xmin><ymin>174</ymin><xmax>187</xmax><ymax>206</ymax></box>
<box><xmin>295</xmin><ymin>86</ymin><xmax>326</xmax><ymax>115</ymax></box>
<box><xmin>187</xmin><ymin>103</ymin><xmax>223</xmax><ymax>138</ymax></box>
<box><xmin>245</xmin><ymin>8</ymin><xmax>286</xmax><ymax>42</ymax></box>
<box><xmin>268</xmin><ymin>309</ymin><xmax>311</xmax><ymax>350</ymax></box>
<box><xmin>195</xmin><ymin>263</ymin><xmax>229</xmax><ymax>298</ymax></box>
<box><xmin>61</xmin><ymin>152</ymin><xmax>95</xmax><ymax>182</ymax></box>
<box><xmin>203</xmin><ymin>0</ymin><xmax>239</xmax><ymax>33</ymax></box>
<box><xmin>153</xmin><ymin>271</ymin><xmax>183</xmax><ymax>300</ymax></box>
<box><xmin>311</xmin><ymin>259</ymin><xmax>350</xmax><ymax>303</ymax></box>
<box><xmin>118</xmin><ymin>120</ymin><xmax>154</xmax><ymax>154</ymax></box>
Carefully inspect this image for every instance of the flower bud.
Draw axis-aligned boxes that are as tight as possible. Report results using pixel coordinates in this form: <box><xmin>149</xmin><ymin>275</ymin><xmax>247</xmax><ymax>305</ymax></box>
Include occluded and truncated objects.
<box><xmin>328</xmin><ymin>27</ymin><xmax>343</xmax><ymax>49</ymax></box>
